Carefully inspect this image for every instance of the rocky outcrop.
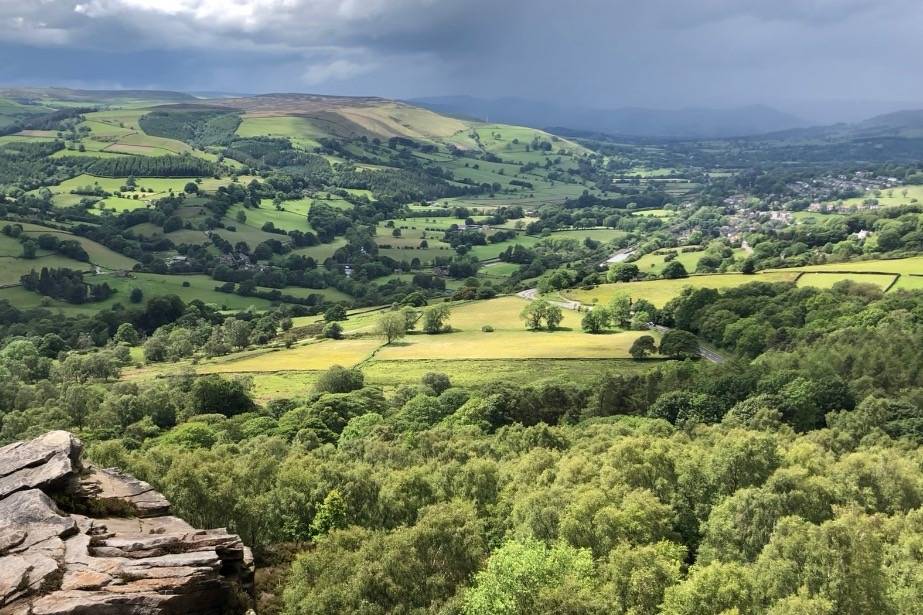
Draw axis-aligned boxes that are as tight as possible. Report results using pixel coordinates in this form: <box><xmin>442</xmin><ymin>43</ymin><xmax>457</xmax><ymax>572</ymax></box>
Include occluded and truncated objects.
<box><xmin>0</xmin><ymin>431</ymin><xmax>253</xmax><ymax>615</ymax></box>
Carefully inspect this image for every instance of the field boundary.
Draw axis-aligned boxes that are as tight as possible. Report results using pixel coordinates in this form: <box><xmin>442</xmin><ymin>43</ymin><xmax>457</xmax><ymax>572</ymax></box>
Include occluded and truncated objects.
<box><xmin>883</xmin><ymin>274</ymin><xmax>901</xmax><ymax>293</ymax></box>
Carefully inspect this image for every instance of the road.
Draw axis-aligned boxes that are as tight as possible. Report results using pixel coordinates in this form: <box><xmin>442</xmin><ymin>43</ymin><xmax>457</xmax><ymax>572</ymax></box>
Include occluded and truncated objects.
<box><xmin>646</xmin><ymin>324</ymin><xmax>725</xmax><ymax>363</ymax></box>
<box><xmin>516</xmin><ymin>288</ymin><xmax>582</xmax><ymax>311</ymax></box>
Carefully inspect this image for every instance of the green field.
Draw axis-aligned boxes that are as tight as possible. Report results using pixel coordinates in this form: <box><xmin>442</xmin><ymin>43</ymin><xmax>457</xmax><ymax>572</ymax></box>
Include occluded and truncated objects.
<box><xmin>126</xmin><ymin>296</ymin><xmax>666</xmax><ymax>399</ymax></box>
<box><xmin>371</xmin><ymin>297</ymin><xmax>658</xmax><ymax>361</ymax></box>
<box><xmin>566</xmin><ymin>272</ymin><xmax>801</xmax><ymax>307</ymax></box>
<box><xmin>42</xmin><ymin>174</ymin><xmax>255</xmax><ymax>212</ymax></box>
<box><xmin>567</xmin><ymin>256</ymin><xmax>923</xmax><ymax>308</ymax></box>
<box><xmin>634</xmin><ymin>249</ymin><xmax>707</xmax><ymax>276</ymax></box>
<box><xmin>0</xmin><ymin>254</ymin><xmax>91</xmax><ymax>285</ymax></box>
<box><xmin>827</xmin><ymin>184</ymin><xmax>923</xmax><ymax>209</ymax></box>
<box><xmin>236</xmin><ymin>116</ymin><xmax>327</xmax><ymax>149</ymax></box>
<box><xmin>632</xmin><ymin>208</ymin><xmax>677</xmax><ymax>218</ymax></box>
<box><xmin>0</xmin><ymin>270</ymin><xmax>348</xmax><ymax>314</ymax></box>
<box><xmin>19</xmin><ymin>234</ymin><xmax>137</xmax><ymax>270</ymax></box>
<box><xmin>774</xmin><ymin>256</ymin><xmax>923</xmax><ymax>275</ymax></box>
<box><xmin>200</xmin><ymin>337</ymin><xmax>382</xmax><ymax>374</ymax></box>
<box><xmin>795</xmin><ymin>272</ymin><xmax>897</xmax><ymax>290</ymax></box>
<box><xmin>230</xmin><ymin>203</ymin><xmax>314</xmax><ymax>235</ymax></box>
<box><xmin>41</xmin><ymin>108</ymin><xmax>219</xmax><ymax>162</ymax></box>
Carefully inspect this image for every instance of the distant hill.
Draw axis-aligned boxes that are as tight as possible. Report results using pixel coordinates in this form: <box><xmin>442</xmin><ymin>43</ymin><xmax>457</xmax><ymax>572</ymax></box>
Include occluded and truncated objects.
<box><xmin>0</xmin><ymin>86</ymin><xmax>196</xmax><ymax>104</ymax></box>
<box><xmin>411</xmin><ymin>96</ymin><xmax>807</xmax><ymax>138</ymax></box>
<box><xmin>851</xmin><ymin>109</ymin><xmax>923</xmax><ymax>139</ymax></box>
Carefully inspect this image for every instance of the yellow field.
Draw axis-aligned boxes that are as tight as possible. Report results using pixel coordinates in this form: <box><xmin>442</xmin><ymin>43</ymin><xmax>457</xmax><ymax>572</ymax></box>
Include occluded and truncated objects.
<box><xmin>197</xmin><ymin>338</ymin><xmax>381</xmax><ymax>373</ymax></box>
<box><xmin>369</xmin><ymin>297</ymin><xmax>656</xmax><ymax>360</ymax></box>
<box><xmin>566</xmin><ymin>272</ymin><xmax>800</xmax><ymax>307</ymax></box>
<box><xmin>376</xmin><ymin>329</ymin><xmax>654</xmax><ymax>360</ymax></box>
<box><xmin>795</xmin><ymin>272</ymin><xmax>897</xmax><ymax>289</ymax></box>
<box><xmin>777</xmin><ymin>256</ymin><xmax>923</xmax><ymax>276</ymax></box>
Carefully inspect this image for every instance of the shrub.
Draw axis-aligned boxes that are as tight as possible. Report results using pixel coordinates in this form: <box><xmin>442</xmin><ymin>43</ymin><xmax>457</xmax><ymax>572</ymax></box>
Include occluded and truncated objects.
<box><xmin>314</xmin><ymin>365</ymin><xmax>364</xmax><ymax>394</ymax></box>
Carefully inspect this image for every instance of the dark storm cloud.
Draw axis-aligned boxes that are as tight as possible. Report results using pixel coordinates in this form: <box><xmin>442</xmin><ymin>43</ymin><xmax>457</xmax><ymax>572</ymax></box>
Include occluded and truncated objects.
<box><xmin>1</xmin><ymin>0</ymin><xmax>922</xmax><ymax>116</ymax></box>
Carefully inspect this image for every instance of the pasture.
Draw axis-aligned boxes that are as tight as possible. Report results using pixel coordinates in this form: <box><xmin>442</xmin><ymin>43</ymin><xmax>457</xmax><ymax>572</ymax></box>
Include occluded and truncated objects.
<box><xmin>199</xmin><ymin>338</ymin><xmax>382</xmax><ymax>374</ymax></box>
<box><xmin>126</xmin><ymin>296</ymin><xmax>665</xmax><ymax>399</ymax></box>
<box><xmin>565</xmin><ymin>272</ymin><xmax>801</xmax><ymax>307</ymax></box>
<box><xmin>777</xmin><ymin>256</ymin><xmax>923</xmax><ymax>276</ymax></box>
<box><xmin>12</xmin><ymin>223</ymin><xmax>138</xmax><ymax>270</ymax></box>
<box><xmin>795</xmin><ymin>272</ymin><xmax>897</xmax><ymax>290</ymax></box>
<box><xmin>42</xmin><ymin>174</ymin><xmax>253</xmax><ymax>212</ymax></box>
<box><xmin>374</xmin><ymin>297</ymin><xmax>657</xmax><ymax>361</ymax></box>
<box><xmin>567</xmin><ymin>256</ymin><xmax>923</xmax><ymax>308</ymax></box>
<box><xmin>828</xmin><ymin>184</ymin><xmax>923</xmax><ymax>209</ymax></box>
<box><xmin>633</xmin><ymin>249</ymin><xmax>707</xmax><ymax>275</ymax></box>
<box><xmin>236</xmin><ymin>116</ymin><xmax>327</xmax><ymax>148</ymax></box>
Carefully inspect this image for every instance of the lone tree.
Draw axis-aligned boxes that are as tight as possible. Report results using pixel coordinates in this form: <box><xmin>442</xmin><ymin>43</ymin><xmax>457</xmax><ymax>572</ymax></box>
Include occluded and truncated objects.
<box><xmin>608</xmin><ymin>262</ymin><xmax>639</xmax><ymax>283</ymax></box>
<box><xmin>322</xmin><ymin>322</ymin><xmax>343</xmax><ymax>339</ymax></box>
<box><xmin>324</xmin><ymin>305</ymin><xmax>348</xmax><ymax>322</ymax></box>
<box><xmin>662</xmin><ymin>260</ymin><xmax>688</xmax><ymax>279</ymax></box>
<box><xmin>581</xmin><ymin>307</ymin><xmax>610</xmax><ymax>334</ymax></box>
<box><xmin>422</xmin><ymin>303</ymin><xmax>452</xmax><ymax>334</ymax></box>
<box><xmin>377</xmin><ymin>312</ymin><xmax>407</xmax><ymax>344</ymax></box>
<box><xmin>659</xmin><ymin>329</ymin><xmax>700</xmax><ymax>359</ymax></box>
<box><xmin>521</xmin><ymin>300</ymin><xmax>563</xmax><ymax>331</ymax></box>
<box><xmin>629</xmin><ymin>335</ymin><xmax>657</xmax><ymax>359</ymax></box>
<box><xmin>609</xmin><ymin>294</ymin><xmax>631</xmax><ymax>328</ymax></box>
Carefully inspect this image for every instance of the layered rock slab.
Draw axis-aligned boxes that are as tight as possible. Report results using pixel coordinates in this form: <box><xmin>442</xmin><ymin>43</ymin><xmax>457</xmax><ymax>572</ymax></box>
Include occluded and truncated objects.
<box><xmin>0</xmin><ymin>431</ymin><xmax>253</xmax><ymax>614</ymax></box>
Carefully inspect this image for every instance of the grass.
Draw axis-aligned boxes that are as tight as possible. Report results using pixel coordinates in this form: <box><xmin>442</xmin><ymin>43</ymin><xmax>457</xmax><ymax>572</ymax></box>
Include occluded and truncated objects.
<box><xmin>827</xmin><ymin>185</ymin><xmax>923</xmax><ymax>209</ymax></box>
<box><xmin>481</xmin><ymin>262</ymin><xmax>520</xmax><ymax>277</ymax></box>
<box><xmin>565</xmin><ymin>256</ymin><xmax>923</xmax><ymax>308</ymax></box>
<box><xmin>377</xmin><ymin>328</ymin><xmax>656</xmax><ymax>361</ymax></box>
<box><xmin>230</xmin><ymin>203</ymin><xmax>314</xmax><ymax>235</ymax></box>
<box><xmin>795</xmin><ymin>272</ymin><xmax>897</xmax><ymax>290</ymax></box>
<box><xmin>778</xmin><ymin>256</ymin><xmax>923</xmax><ymax>276</ymax></box>
<box><xmin>891</xmin><ymin>276</ymin><xmax>923</xmax><ymax>292</ymax></box>
<box><xmin>0</xmin><ymin>234</ymin><xmax>30</xmax><ymax>257</ymax></box>
<box><xmin>374</xmin><ymin>297</ymin><xmax>658</xmax><ymax>361</ymax></box>
<box><xmin>634</xmin><ymin>249</ymin><xmax>707</xmax><ymax>276</ymax></box>
<box><xmin>236</xmin><ymin>116</ymin><xmax>327</xmax><ymax>149</ymax></box>
<box><xmin>12</xmin><ymin>222</ymin><xmax>138</xmax><ymax>270</ymax></box>
<box><xmin>0</xmin><ymin>271</ymin><xmax>346</xmax><ymax>314</ymax></box>
<box><xmin>566</xmin><ymin>272</ymin><xmax>801</xmax><ymax>307</ymax></box>
<box><xmin>198</xmin><ymin>338</ymin><xmax>382</xmax><ymax>373</ymax></box>
<box><xmin>632</xmin><ymin>209</ymin><xmax>677</xmax><ymax>218</ymax></box>
<box><xmin>249</xmin><ymin>373</ymin><xmax>319</xmax><ymax>401</ymax></box>
<box><xmin>291</xmin><ymin>238</ymin><xmax>348</xmax><ymax>262</ymax></box>
<box><xmin>42</xmin><ymin>174</ymin><xmax>253</xmax><ymax>212</ymax></box>
<box><xmin>0</xmin><ymin>254</ymin><xmax>91</xmax><ymax>285</ymax></box>
<box><xmin>362</xmin><ymin>358</ymin><xmax>660</xmax><ymax>390</ymax></box>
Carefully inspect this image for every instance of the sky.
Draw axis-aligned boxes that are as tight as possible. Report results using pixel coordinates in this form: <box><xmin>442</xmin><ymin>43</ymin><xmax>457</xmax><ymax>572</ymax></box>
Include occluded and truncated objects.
<box><xmin>2</xmin><ymin>0</ymin><xmax>923</xmax><ymax>121</ymax></box>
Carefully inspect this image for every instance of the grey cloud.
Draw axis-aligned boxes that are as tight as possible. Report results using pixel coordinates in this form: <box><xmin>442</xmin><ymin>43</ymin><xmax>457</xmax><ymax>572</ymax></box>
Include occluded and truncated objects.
<box><xmin>0</xmin><ymin>0</ymin><xmax>922</xmax><ymax>115</ymax></box>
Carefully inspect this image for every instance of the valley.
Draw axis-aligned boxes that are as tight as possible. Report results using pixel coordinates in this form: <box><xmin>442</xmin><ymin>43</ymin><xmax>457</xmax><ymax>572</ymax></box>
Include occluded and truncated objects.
<box><xmin>4</xmin><ymin>85</ymin><xmax>923</xmax><ymax>614</ymax></box>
